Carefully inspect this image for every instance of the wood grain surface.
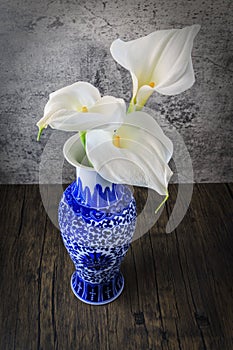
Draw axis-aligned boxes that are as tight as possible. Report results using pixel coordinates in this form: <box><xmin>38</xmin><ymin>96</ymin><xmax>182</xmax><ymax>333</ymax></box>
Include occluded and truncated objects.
<box><xmin>0</xmin><ymin>184</ymin><xmax>232</xmax><ymax>350</ymax></box>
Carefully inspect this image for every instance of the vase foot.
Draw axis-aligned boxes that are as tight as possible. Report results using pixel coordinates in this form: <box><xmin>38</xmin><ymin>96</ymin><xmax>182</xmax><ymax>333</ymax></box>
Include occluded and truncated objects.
<box><xmin>70</xmin><ymin>271</ymin><xmax>124</xmax><ymax>305</ymax></box>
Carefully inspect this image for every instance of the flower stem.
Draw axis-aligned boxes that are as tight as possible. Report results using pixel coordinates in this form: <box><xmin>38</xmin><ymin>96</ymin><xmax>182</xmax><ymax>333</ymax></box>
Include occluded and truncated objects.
<box><xmin>127</xmin><ymin>98</ymin><xmax>144</xmax><ymax>113</ymax></box>
<box><xmin>155</xmin><ymin>191</ymin><xmax>169</xmax><ymax>214</ymax></box>
<box><xmin>37</xmin><ymin>126</ymin><xmax>44</xmax><ymax>141</ymax></box>
<box><xmin>79</xmin><ymin>130</ymin><xmax>86</xmax><ymax>148</ymax></box>
<box><xmin>79</xmin><ymin>131</ymin><xmax>93</xmax><ymax>168</ymax></box>
<box><xmin>127</xmin><ymin>97</ymin><xmax>137</xmax><ymax>113</ymax></box>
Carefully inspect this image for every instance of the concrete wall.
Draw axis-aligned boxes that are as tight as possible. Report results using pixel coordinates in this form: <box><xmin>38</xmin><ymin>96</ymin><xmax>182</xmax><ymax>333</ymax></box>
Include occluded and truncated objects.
<box><xmin>0</xmin><ymin>0</ymin><xmax>232</xmax><ymax>183</ymax></box>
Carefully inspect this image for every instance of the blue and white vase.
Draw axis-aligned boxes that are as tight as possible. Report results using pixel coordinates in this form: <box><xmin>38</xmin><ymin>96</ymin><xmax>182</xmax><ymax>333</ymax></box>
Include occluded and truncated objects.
<box><xmin>58</xmin><ymin>135</ymin><xmax>137</xmax><ymax>305</ymax></box>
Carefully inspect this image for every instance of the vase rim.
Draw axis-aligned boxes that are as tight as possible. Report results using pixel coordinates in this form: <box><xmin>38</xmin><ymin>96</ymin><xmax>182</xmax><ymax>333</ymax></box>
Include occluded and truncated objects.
<box><xmin>63</xmin><ymin>134</ymin><xmax>95</xmax><ymax>172</ymax></box>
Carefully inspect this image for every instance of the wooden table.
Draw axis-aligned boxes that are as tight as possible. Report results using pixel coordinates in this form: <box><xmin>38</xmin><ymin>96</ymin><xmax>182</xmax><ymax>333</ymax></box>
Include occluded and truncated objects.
<box><xmin>0</xmin><ymin>184</ymin><xmax>232</xmax><ymax>350</ymax></box>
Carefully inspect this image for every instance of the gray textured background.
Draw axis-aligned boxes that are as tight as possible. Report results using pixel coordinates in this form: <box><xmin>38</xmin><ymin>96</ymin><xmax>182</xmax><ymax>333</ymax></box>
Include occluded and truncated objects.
<box><xmin>0</xmin><ymin>0</ymin><xmax>232</xmax><ymax>184</ymax></box>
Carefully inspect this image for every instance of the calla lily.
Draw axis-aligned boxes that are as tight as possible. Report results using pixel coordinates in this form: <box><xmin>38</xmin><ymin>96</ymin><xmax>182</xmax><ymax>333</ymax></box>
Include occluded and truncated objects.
<box><xmin>86</xmin><ymin>111</ymin><xmax>173</xmax><ymax>196</ymax></box>
<box><xmin>36</xmin><ymin>82</ymin><xmax>126</xmax><ymax>140</ymax></box>
<box><xmin>110</xmin><ymin>25</ymin><xmax>200</xmax><ymax>110</ymax></box>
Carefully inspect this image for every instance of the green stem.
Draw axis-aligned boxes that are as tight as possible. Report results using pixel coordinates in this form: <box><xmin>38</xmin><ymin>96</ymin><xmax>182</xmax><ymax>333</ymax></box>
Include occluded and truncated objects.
<box><xmin>79</xmin><ymin>130</ymin><xmax>86</xmax><ymax>148</ymax></box>
<box><xmin>127</xmin><ymin>103</ymin><xmax>134</xmax><ymax>114</ymax></box>
<box><xmin>127</xmin><ymin>97</ymin><xmax>137</xmax><ymax>114</ymax></box>
<box><xmin>127</xmin><ymin>98</ymin><xmax>144</xmax><ymax>113</ymax></box>
<box><xmin>37</xmin><ymin>127</ymin><xmax>44</xmax><ymax>141</ymax></box>
<box><xmin>79</xmin><ymin>131</ymin><xmax>93</xmax><ymax>168</ymax></box>
<box><xmin>155</xmin><ymin>191</ymin><xmax>169</xmax><ymax>214</ymax></box>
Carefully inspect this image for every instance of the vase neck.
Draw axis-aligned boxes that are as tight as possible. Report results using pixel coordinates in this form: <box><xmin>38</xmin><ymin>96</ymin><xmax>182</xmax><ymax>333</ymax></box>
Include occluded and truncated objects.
<box><xmin>63</xmin><ymin>134</ymin><xmax>123</xmax><ymax>207</ymax></box>
<box><xmin>74</xmin><ymin>166</ymin><xmax>122</xmax><ymax>208</ymax></box>
<box><xmin>76</xmin><ymin>166</ymin><xmax>113</xmax><ymax>193</ymax></box>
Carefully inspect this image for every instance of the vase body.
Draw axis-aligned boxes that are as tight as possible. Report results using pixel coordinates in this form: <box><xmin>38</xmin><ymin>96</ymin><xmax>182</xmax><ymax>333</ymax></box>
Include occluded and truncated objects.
<box><xmin>58</xmin><ymin>135</ymin><xmax>137</xmax><ymax>305</ymax></box>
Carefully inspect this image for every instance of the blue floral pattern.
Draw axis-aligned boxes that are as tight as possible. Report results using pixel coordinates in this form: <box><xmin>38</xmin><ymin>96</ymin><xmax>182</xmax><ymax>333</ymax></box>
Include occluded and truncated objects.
<box><xmin>58</xmin><ymin>179</ymin><xmax>136</xmax><ymax>305</ymax></box>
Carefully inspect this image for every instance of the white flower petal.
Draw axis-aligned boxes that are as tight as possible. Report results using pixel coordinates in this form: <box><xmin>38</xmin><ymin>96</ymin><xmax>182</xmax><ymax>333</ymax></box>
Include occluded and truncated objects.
<box><xmin>37</xmin><ymin>82</ymin><xmax>101</xmax><ymax>130</ymax></box>
<box><xmin>110</xmin><ymin>25</ymin><xmax>200</xmax><ymax>104</ymax></box>
<box><xmin>155</xmin><ymin>57</ymin><xmax>195</xmax><ymax>95</ymax></box>
<box><xmin>89</xmin><ymin>95</ymin><xmax>126</xmax><ymax>129</ymax></box>
<box><xmin>37</xmin><ymin>82</ymin><xmax>126</xmax><ymax>132</ymax></box>
<box><xmin>86</xmin><ymin>113</ymin><xmax>173</xmax><ymax>195</ymax></box>
<box><xmin>110</xmin><ymin>29</ymin><xmax>175</xmax><ymax>93</ymax></box>
<box><xmin>49</xmin><ymin>82</ymin><xmax>101</xmax><ymax>108</ymax></box>
<box><xmin>47</xmin><ymin>110</ymin><xmax>115</xmax><ymax>131</ymax></box>
<box><xmin>153</xmin><ymin>25</ymin><xmax>200</xmax><ymax>94</ymax></box>
<box><xmin>47</xmin><ymin>97</ymin><xmax>125</xmax><ymax>131</ymax></box>
<box><xmin>121</xmin><ymin>111</ymin><xmax>173</xmax><ymax>161</ymax></box>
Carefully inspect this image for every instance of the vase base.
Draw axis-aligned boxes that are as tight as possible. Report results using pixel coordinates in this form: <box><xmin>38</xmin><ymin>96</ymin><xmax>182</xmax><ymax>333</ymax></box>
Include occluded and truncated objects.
<box><xmin>70</xmin><ymin>271</ymin><xmax>124</xmax><ymax>305</ymax></box>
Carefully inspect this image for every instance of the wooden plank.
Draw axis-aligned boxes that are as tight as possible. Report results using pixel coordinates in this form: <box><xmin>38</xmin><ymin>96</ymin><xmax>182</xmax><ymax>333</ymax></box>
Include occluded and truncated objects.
<box><xmin>128</xmin><ymin>188</ymin><xmax>174</xmax><ymax>350</ymax></box>
<box><xmin>0</xmin><ymin>185</ymin><xmax>46</xmax><ymax>349</ymax></box>
<box><xmin>165</xmin><ymin>184</ymin><xmax>233</xmax><ymax>349</ymax></box>
<box><xmin>226</xmin><ymin>183</ymin><xmax>233</xmax><ymax>199</ymax></box>
<box><xmin>121</xmin><ymin>187</ymin><xmax>166</xmax><ymax>349</ymax></box>
<box><xmin>0</xmin><ymin>185</ymin><xmax>25</xmax><ymax>350</ymax></box>
<box><xmin>0</xmin><ymin>184</ymin><xmax>232</xmax><ymax>349</ymax></box>
<box><xmin>148</xmin><ymin>185</ymin><xmax>203</xmax><ymax>350</ymax></box>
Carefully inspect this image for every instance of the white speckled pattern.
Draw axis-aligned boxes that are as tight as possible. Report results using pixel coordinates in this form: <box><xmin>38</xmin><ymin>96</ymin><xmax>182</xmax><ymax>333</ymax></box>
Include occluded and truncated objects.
<box><xmin>0</xmin><ymin>0</ymin><xmax>232</xmax><ymax>183</ymax></box>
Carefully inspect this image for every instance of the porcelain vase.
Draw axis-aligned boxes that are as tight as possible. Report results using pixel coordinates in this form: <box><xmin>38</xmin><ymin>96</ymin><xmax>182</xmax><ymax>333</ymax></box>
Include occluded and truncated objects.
<box><xmin>58</xmin><ymin>135</ymin><xmax>137</xmax><ymax>305</ymax></box>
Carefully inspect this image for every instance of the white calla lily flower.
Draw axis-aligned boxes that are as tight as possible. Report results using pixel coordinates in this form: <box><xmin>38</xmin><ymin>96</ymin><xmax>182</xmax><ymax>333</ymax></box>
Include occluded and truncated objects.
<box><xmin>110</xmin><ymin>25</ymin><xmax>200</xmax><ymax>110</ymax></box>
<box><xmin>86</xmin><ymin>111</ymin><xmax>173</xmax><ymax>196</ymax></box>
<box><xmin>36</xmin><ymin>82</ymin><xmax>126</xmax><ymax>140</ymax></box>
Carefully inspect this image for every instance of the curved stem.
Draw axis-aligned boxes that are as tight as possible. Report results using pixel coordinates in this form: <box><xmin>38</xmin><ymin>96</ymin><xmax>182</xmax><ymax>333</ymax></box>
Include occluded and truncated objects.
<box><xmin>155</xmin><ymin>191</ymin><xmax>169</xmax><ymax>214</ymax></box>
